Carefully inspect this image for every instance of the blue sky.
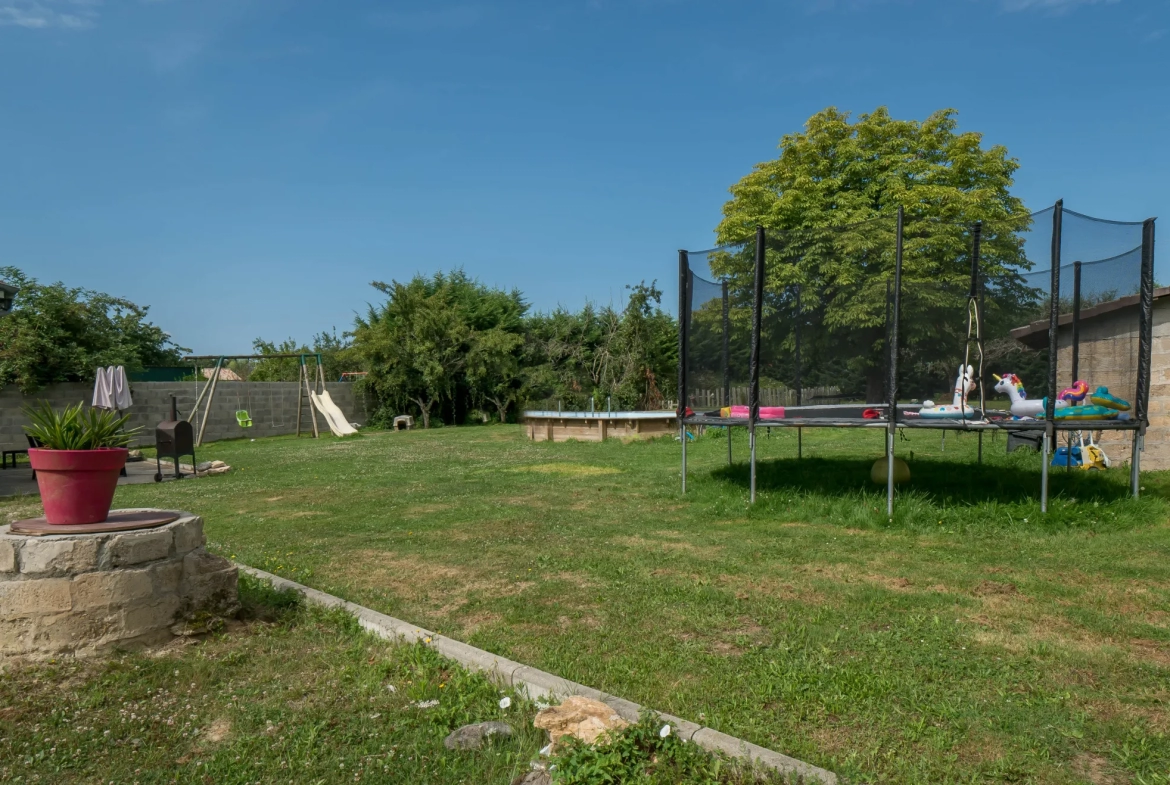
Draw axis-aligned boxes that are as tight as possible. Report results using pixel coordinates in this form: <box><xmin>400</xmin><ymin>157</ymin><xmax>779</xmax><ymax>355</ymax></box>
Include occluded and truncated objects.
<box><xmin>1</xmin><ymin>0</ymin><xmax>1166</xmax><ymax>355</ymax></box>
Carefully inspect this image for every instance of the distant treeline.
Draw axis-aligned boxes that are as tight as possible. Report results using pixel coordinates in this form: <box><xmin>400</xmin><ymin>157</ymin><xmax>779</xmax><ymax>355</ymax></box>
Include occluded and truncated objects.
<box><xmin>252</xmin><ymin>271</ymin><xmax>678</xmax><ymax>428</ymax></box>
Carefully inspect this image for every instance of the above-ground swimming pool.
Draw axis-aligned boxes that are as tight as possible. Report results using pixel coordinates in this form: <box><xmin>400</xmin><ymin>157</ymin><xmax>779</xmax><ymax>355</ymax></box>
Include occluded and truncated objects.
<box><xmin>523</xmin><ymin>410</ymin><xmax>677</xmax><ymax>442</ymax></box>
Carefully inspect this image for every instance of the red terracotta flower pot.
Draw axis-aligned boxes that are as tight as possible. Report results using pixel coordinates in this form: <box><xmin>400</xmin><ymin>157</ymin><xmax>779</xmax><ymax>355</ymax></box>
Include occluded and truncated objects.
<box><xmin>28</xmin><ymin>448</ymin><xmax>128</xmax><ymax>525</ymax></box>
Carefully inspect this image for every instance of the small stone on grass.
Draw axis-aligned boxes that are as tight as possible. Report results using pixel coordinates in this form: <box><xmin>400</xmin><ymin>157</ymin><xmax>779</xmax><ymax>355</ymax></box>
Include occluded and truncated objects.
<box><xmin>443</xmin><ymin>720</ymin><xmax>514</xmax><ymax>750</ymax></box>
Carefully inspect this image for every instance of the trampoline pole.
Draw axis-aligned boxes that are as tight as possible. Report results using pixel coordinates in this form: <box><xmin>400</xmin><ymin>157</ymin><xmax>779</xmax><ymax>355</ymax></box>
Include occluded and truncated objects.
<box><xmin>1041</xmin><ymin>432</ymin><xmax>1050</xmax><ymax>513</ymax></box>
<box><xmin>723</xmin><ymin>279</ymin><xmax>731</xmax><ymax>468</ymax></box>
<box><xmin>886</xmin><ymin>431</ymin><xmax>894</xmax><ymax>519</ymax></box>
<box><xmin>1131</xmin><ymin>431</ymin><xmax>1141</xmax><ymax>499</ymax></box>
<box><xmin>678</xmin><ymin>248</ymin><xmax>690</xmax><ymax>495</ymax></box>
<box><xmin>978</xmin><ymin>432</ymin><xmax>983</xmax><ymax>464</ymax></box>
<box><xmin>750</xmin><ymin>427</ymin><xmax>757</xmax><ymax>504</ymax></box>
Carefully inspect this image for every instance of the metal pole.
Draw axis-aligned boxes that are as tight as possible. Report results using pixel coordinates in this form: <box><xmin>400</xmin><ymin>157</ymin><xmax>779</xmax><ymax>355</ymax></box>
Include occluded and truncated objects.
<box><xmin>887</xmin><ymin>207</ymin><xmax>904</xmax><ymax>518</ymax></box>
<box><xmin>296</xmin><ymin>359</ymin><xmax>304</xmax><ymax>437</ymax></box>
<box><xmin>1134</xmin><ymin>217</ymin><xmax>1156</xmax><ymax>498</ymax></box>
<box><xmin>1043</xmin><ymin>201</ymin><xmax>1063</xmax><ymax>511</ymax></box>
<box><xmin>722</xmin><ymin>279</ymin><xmax>731</xmax><ymax>467</ymax></box>
<box><xmin>1135</xmin><ymin>219</ymin><xmax>1156</xmax><ymax>430</ymax></box>
<box><xmin>679</xmin><ymin>250</ymin><xmax>689</xmax><ymax>493</ymax></box>
<box><xmin>795</xmin><ymin>283</ymin><xmax>803</xmax><ymax>459</ymax></box>
<box><xmin>972</xmin><ymin>222</ymin><xmax>986</xmax><ymax>417</ymax></box>
<box><xmin>795</xmin><ymin>283</ymin><xmax>803</xmax><ymax>407</ymax></box>
<box><xmin>1071</xmin><ymin>260</ymin><xmax>1082</xmax><ymax>383</ymax></box>
<box><xmin>1131</xmin><ymin>433</ymin><xmax>1142</xmax><ymax>498</ymax></box>
<box><xmin>1041</xmin><ymin>431</ymin><xmax>1050</xmax><ymax>513</ymax></box>
<box><xmin>749</xmin><ymin>428</ymin><xmax>756</xmax><ymax>501</ymax></box>
<box><xmin>749</xmin><ymin>226</ymin><xmax>766</xmax><ymax>503</ymax></box>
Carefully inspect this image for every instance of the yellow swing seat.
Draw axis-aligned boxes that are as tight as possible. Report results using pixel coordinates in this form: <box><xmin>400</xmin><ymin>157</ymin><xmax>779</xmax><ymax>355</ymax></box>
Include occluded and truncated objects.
<box><xmin>236</xmin><ymin>410</ymin><xmax>253</xmax><ymax>428</ymax></box>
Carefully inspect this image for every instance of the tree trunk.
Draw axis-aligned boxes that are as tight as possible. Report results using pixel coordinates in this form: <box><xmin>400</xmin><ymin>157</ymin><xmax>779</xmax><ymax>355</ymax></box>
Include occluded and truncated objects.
<box><xmin>413</xmin><ymin>396</ymin><xmax>435</xmax><ymax>429</ymax></box>
<box><xmin>865</xmin><ymin>369</ymin><xmax>885</xmax><ymax>404</ymax></box>
<box><xmin>488</xmin><ymin>396</ymin><xmax>509</xmax><ymax>424</ymax></box>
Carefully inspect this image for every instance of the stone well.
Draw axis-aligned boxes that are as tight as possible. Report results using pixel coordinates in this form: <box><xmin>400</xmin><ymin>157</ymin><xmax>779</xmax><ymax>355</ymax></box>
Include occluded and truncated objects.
<box><xmin>0</xmin><ymin>510</ymin><xmax>238</xmax><ymax>657</ymax></box>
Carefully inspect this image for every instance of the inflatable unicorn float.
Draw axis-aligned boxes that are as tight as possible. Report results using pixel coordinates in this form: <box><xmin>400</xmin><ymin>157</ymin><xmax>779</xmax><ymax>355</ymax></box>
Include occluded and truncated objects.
<box><xmin>919</xmin><ymin>364</ymin><xmax>977</xmax><ymax>419</ymax></box>
<box><xmin>992</xmin><ymin>373</ymin><xmax>1131</xmax><ymax>420</ymax></box>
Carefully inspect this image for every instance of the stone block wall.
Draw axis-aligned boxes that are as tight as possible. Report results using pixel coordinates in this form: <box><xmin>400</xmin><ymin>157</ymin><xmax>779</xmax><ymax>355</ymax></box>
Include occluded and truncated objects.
<box><xmin>1048</xmin><ymin>300</ymin><xmax>1170</xmax><ymax>470</ymax></box>
<box><xmin>0</xmin><ymin>512</ymin><xmax>238</xmax><ymax>657</ymax></box>
<box><xmin>0</xmin><ymin>381</ymin><xmax>369</xmax><ymax>450</ymax></box>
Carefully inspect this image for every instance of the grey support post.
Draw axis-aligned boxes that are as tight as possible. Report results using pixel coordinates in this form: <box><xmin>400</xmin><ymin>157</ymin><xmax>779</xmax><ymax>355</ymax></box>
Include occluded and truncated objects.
<box><xmin>887</xmin><ymin>207</ymin><xmax>904</xmax><ymax>519</ymax></box>
<box><xmin>748</xmin><ymin>226</ymin><xmax>766</xmax><ymax>503</ymax></box>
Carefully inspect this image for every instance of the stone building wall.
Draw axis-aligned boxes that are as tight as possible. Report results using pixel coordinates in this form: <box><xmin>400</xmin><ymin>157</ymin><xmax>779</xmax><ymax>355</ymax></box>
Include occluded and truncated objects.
<box><xmin>1047</xmin><ymin>299</ymin><xmax>1169</xmax><ymax>470</ymax></box>
<box><xmin>0</xmin><ymin>381</ymin><xmax>369</xmax><ymax>450</ymax></box>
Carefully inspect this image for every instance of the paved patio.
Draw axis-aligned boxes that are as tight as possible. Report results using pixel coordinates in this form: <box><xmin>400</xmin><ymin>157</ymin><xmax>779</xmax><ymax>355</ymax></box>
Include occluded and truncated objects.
<box><xmin>0</xmin><ymin>457</ymin><xmax>186</xmax><ymax>498</ymax></box>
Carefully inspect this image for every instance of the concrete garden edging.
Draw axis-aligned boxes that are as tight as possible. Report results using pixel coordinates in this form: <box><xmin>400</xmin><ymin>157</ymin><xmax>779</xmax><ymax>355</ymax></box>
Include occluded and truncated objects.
<box><xmin>237</xmin><ymin>565</ymin><xmax>837</xmax><ymax>785</ymax></box>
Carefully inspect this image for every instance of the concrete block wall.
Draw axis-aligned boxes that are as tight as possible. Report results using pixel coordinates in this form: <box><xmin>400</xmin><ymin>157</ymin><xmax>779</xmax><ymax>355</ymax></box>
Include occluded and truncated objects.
<box><xmin>1140</xmin><ymin>304</ymin><xmax>1170</xmax><ymax>471</ymax></box>
<box><xmin>0</xmin><ymin>381</ymin><xmax>369</xmax><ymax>450</ymax></box>
<box><xmin>1049</xmin><ymin>301</ymin><xmax>1169</xmax><ymax>470</ymax></box>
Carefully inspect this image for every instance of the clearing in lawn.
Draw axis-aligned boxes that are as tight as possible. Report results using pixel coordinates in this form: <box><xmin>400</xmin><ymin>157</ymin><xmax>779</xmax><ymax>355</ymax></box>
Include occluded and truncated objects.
<box><xmin>6</xmin><ymin>424</ymin><xmax>1168</xmax><ymax>784</ymax></box>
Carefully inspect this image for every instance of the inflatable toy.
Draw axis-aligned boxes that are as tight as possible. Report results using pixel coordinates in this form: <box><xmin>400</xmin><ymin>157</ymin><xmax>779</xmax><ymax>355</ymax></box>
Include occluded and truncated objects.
<box><xmin>1089</xmin><ymin>386</ymin><xmax>1131</xmax><ymax>411</ymax></box>
<box><xmin>1060</xmin><ymin>380</ymin><xmax>1090</xmax><ymax>403</ymax></box>
<box><xmin>719</xmin><ymin>405</ymin><xmax>785</xmax><ymax>419</ymax></box>
<box><xmin>993</xmin><ymin>373</ymin><xmax>1068</xmax><ymax>419</ymax></box>
<box><xmin>1052</xmin><ymin>405</ymin><xmax>1119</xmax><ymax>421</ymax></box>
<box><xmin>920</xmin><ymin>364</ymin><xmax>977</xmax><ymax>419</ymax></box>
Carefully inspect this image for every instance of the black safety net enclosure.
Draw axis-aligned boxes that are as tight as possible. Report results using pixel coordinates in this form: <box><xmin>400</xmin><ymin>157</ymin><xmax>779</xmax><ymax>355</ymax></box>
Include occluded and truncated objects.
<box><xmin>677</xmin><ymin>201</ymin><xmax>1156</xmax><ymax>512</ymax></box>
<box><xmin>1007</xmin><ymin>207</ymin><xmax>1149</xmax><ymax>425</ymax></box>
<box><xmin>757</xmin><ymin>215</ymin><xmax>901</xmax><ymax>422</ymax></box>
<box><xmin>678</xmin><ymin>241</ymin><xmax>757</xmax><ymax>419</ymax></box>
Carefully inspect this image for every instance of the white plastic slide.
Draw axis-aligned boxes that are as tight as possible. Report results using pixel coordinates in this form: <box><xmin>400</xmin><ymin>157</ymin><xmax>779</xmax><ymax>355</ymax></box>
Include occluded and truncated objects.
<box><xmin>310</xmin><ymin>390</ymin><xmax>360</xmax><ymax>436</ymax></box>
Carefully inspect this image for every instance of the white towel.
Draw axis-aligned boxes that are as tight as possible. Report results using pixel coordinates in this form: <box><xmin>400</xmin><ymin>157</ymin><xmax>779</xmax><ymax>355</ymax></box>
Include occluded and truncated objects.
<box><xmin>92</xmin><ymin>367</ymin><xmax>113</xmax><ymax>409</ymax></box>
<box><xmin>92</xmin><ymin>366</ymin><xmax>133</xmax><ymax>410</ymax></box>
<box><xmin>111</xmin><ymin>366</ymin><xmax>132</xmax><ymax>410</ymax></box>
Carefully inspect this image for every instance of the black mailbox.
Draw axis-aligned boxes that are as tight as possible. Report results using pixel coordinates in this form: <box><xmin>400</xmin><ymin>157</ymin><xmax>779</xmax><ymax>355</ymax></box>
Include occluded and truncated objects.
<box><xmin>155</xmin><ymin>419</ymin><xmax>195</xmax><ymax>481</ymax></box>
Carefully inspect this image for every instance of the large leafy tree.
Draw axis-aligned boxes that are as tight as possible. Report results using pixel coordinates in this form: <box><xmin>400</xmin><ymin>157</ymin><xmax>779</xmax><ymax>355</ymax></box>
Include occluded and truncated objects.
<box><xmin>249</xmin><ymin>331</ymin><xmax>356</xmax><ymax>384</ymax></box>
<box><xmin>713</xmin><ymin>107</ymin><xmax>1036</xmax><ymax>401</ymax></box>
<box><xmin>352</xmin><ymin>271</ymin><xmax>527</xmax><ymax>428</ymax></box>
<box><xmin>523</xmin><ymin>283</ymin><xmax>677</xmax><ymax>411</ymax></box>
<box><xmin>0</xmin><ymin>267</ymin><xmax>186</xmax><ymax>392</ymax></box>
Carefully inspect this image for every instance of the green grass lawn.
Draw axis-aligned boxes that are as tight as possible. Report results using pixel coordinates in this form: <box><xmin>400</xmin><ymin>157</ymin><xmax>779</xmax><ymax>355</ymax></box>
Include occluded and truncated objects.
<box><xmin>1</xmin><ymin>576</ymin><xmax>777</xmax><ymax>785</ymax></box>
<box><xmin>4</xmin><ymin>424</ymin><xmax>1169</xmax><ymax>784</ymax></box>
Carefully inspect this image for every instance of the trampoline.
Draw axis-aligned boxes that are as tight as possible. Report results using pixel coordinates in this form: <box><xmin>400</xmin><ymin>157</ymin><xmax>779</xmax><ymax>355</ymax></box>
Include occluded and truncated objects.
<box><xmin>678</xmin><ymin>201</ymin><xmax>1157</xmax><ymax>514</ymax></box>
